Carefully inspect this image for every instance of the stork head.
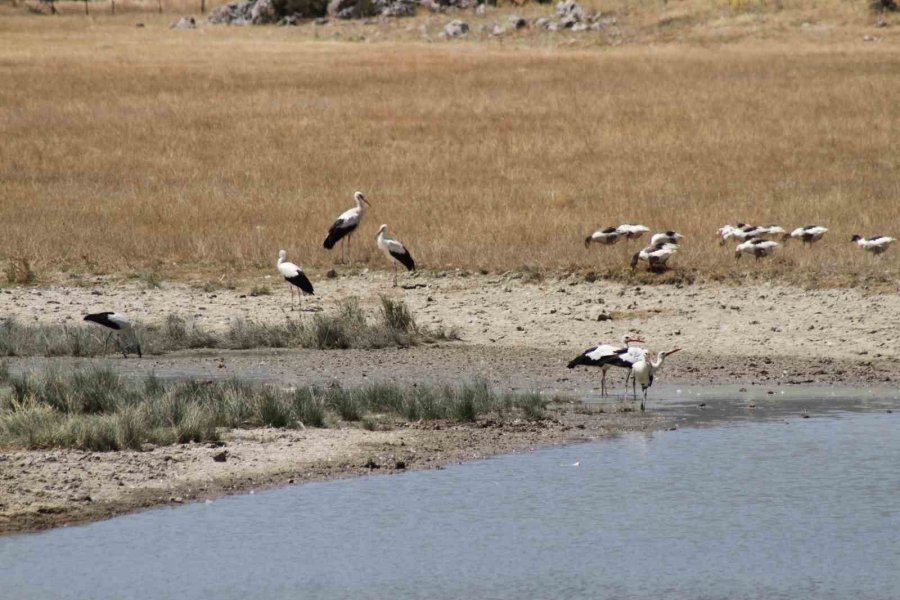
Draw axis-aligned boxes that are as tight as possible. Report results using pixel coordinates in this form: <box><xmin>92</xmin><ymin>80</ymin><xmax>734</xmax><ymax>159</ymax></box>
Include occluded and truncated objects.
<box><xmin>622</xmin><ymin>334</ymin><xmax>645</xmax><ymax>345</ymax></box>
<box><xmin>377</xmin><ymin>224</ymin><xmax>388</xmax><ymax>237</ymax></box>
<box><xmin>734</xmin><ymin>248</ymin><xmax>743</xmax><ymax>260</ymax></box>
<box><xmin>781</xmin><ymin>232</ymin><xmax>791</xmax><ymax>242</ymax></box>
<box><xmin>278</xmin><ymin>249</ymin><xmax>287</xmax><ymax>260</ymax></box>
<box><xmin>354</xmin><ymin>191</ymin><xmax>371</xmax><ymax>207</ymax></box>
<box><xmin>850</xmin><ymin>234</ymin><xmax>862</xmax><ymax>242</ymax></box>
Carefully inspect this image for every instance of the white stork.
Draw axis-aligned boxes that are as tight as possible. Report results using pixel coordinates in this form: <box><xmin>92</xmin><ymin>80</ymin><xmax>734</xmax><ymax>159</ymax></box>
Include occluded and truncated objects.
<box><xmin>783</xmin><ymin>225</ymin><xmax>828</xmax><ymax>245</ymax></box>
<box><xmin>650</xmin><ymin>231</ymin><xmax>684</xmax><ymax>246</ymax></box>
<box><xmin>615</xmin><ymin>224</ymin><xmax>650</xmax><ymax>240</ymax></box>
<box><xmin>631</xmin><ymin>348</ymin><xmax>681</xmax><ymax>411</ymax></box>
<box><xmin>323</xmin><ymin>191</ymin><xmax>371</xmax><ymax>264</ymax></box>
<box><xmin>277</xmin><ymin>250</ymin><xmax>314</xmax><ymax>310</ymax></box>
<box><xmin>585</xmin><ymin>227</ymin><xmax>621</xmax><ymax>247</ymax></box>
<box><xmin>83</xmin><ymin>312</ymin><xmax>141</xmax><ymax>358</ymax></box>
<box><xmin>631</xmin><ymin>242</ymin><xmax>678</xmax><ymax>272</ymax></box>
<box><xmin>719</xmin><ymin>223</ymin><xmax>758</xmax><ymax>245</ymax></box>
<box><xmin>735</xmin><ymin>239</ymin><xmax>779</xmax><ymax>260</ymax></box>
<box><xmin>851</xmin><ymin>234</ymin><xmax>896</xmax><ymax>255</ymax></box>
<box><xmin>376</xmin><ymin>224</ymin><xmax>416</xmax><ymax>287</ymax></box>
<box><xmin>567</xmin><ymin>334</ymin><xmax>646</xmax><ymax>397</ymax></box>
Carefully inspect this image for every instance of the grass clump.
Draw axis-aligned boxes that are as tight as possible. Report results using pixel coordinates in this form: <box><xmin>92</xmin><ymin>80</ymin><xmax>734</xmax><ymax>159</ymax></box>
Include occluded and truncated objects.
<box><xmin>0</xmin><ymin>298</ymin><xmax>439</xmax><ymax>358</ymax></box>
<box><xmin>0</xmin><ymin>368</ymin><xmax>556</xmax><ymax>452</ymax></box>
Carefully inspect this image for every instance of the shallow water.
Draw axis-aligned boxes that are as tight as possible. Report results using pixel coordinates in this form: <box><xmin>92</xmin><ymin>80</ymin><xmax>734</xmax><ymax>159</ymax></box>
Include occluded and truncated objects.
<box><xmin>2</xmin><ymin>410</ymin><xmax>899</xmax><ymax>600</ymax></box>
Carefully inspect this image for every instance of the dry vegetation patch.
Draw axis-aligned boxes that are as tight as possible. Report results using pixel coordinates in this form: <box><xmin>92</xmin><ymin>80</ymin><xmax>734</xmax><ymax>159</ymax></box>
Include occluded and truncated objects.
<box><xmin>0</xmin><ymin>8</ymin><xmax>898</xmax><ymax>287</ymax></box>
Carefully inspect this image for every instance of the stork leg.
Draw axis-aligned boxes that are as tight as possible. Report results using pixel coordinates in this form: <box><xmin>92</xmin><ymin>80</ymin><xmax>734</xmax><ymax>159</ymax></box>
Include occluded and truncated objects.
<box><xmin>640</xmin><ymin>388</ymin><xmax>647</xmax><ymax>412</ymax></box>
<box><xmin>600</xmin><ymin>370</ymin><xmax>606</xmax><ymax>398</ymax></box>
<box><xmin>103</xmin><ymin>331</ymin><xmax>114</xmax><ymax>355</ymax></box>
<box><xmin>348</xmin><ymin>234</ymin><xmax>353</xmax><ymax>266</ymax></box>
<box><xmin>393</xmin><ymin>261</ymin><xmax>398</xmax><ymax>288</ymax></box>
<box><xmin>114</xmin><ymin>334</ymin><xmax>127</xmax><ymax>359</ymax></box>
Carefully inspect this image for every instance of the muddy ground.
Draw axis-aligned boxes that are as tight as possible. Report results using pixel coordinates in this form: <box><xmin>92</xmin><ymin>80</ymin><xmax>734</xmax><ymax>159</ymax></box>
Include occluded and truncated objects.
<box><xmin>1</xmin><ymin>273</ymin><xmax>898</xmax><ymax>535</ymax></box>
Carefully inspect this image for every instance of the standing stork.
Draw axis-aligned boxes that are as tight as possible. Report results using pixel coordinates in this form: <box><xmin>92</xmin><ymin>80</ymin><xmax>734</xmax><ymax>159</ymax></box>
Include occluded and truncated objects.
<box><xmin>277</xmin><ymin>250</ymin><xmax>314</xmax><ymax>311</ymax></box>
<box><xmin>735</xmin><ymin>239</ymin><xmax>779</xmax><ymax>260</ymax></box>
<box><xmin>585</xmin><ymin>227</ymin><xmax>621</xmax><ymax>247</ymax></box>
<box><xmin>631</xmin><ymin>348</ymin><xmax>681</xmax><ymax>411</ymax></box>
<box><xmin>83</xmin><ymin>312</ymin><xmax>141</xmax><ymax>358</ymax></box>
<box><xmin>783</xmin><ymin>226</ymin><xmax>828</xmax><ymax>246</ymax></box>
<box><xmin>631</xmin><ymin>242</ymin><xmax>678</xmax><ymax>272</ymax></box>
<box><xmin>567</xmin><ymin>335</ymin><xmax>646</xmax><ymax>398</ymax></box>
<box><xmin>376</xmin><ymin>224</ymin><xmax>416</xmax><ymax>287</ymax></box>
<box><xmin>323</xmin><ymin>191</ymin><xmax>371</xmax><ymax>264</ymax></box>
<box><xmin>650</xmin><ymin>231</ymin><xmax>684</xmax><ymax>246</ymax></box>
<box><xmin>851</xmin><ymin>235</ymin><xmax>896</xmax><ymax>255</ymax></box>
<box><xmin>616</xmin><ymin>224</ymin><xmax>650</xmax><ymax>241</ymax></box>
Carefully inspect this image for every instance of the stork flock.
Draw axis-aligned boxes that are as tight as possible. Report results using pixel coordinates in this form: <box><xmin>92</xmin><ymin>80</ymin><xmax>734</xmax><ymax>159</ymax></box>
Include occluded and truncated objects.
<box><xmin>585</xmin><ymin>221</ymin><xmax>895</xmax><ymax>271</ymax></box>
<box><xmin>80</xmin><ymin>192</ymin><xmax>896</xmax><ymax>411</ymax></box>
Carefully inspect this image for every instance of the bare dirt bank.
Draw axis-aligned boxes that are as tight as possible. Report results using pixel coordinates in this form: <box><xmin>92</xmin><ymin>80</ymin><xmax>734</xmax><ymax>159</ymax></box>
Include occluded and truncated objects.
<box><xmin>0</xmin><ymin>405</ymin><xmax>663</xmax><ymax>536</ymax></box>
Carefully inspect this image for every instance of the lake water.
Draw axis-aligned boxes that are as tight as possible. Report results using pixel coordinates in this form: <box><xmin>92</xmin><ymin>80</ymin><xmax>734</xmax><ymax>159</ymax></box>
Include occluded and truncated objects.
<box><xmin>1</xmin><ymin>409</ymin><xmax>898</xmax><ymax>600</ymax></box>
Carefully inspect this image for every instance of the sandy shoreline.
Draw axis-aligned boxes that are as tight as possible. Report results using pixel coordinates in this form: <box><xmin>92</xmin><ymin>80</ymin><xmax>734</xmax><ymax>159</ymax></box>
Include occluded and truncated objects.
<box><xmin>1</xmin><ymin>274</ymin><xmax>898</xmax><ymax>535</ymax></box>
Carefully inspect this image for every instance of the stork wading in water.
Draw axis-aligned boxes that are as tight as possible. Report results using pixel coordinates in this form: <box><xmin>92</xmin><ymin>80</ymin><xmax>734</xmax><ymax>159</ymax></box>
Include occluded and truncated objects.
<box><xmin>376</xmin><ymin>224</ymin><xmax>416</xmax><ymax>287</ymax></box>
<box><xmin>631</xmin><ymin>242</ymin><xmax>678</xmax><ymax>272</ymax></box>
<box><xmin>83</xmin><ymin>312</ymin><xmax>141</xmax><ymax>358</ymax></box>
<box><xmin>277</xmin><ymin>250</ymin><xmax>314</xmax><ymax>310</ymax></box>
<box><xmin>851</xmin><ymin>235</ymin><xmax>896</xmax><ymax>255</ymax></box>
<box><xmin>323</xmin><ymin>191</ymin><xmax>371</xmax><ymax>264</ymax></box>
<box><xmin>783</xmin><ymin>226</ymin><xmax>828</xmax><ymax>246</ymax></box>
<box><xmin>567</xmin><ymin>335</ymin><xmax>646</xmax><ymax>398</ymax></box>
<box><xmin>735</xmin><ymin>239</ymin><xmax>779</xmax><ymax>261</ymax></box>
<box><xmin>631</xmin><ymin>348</ymin><xmax>681</xmax><ymax>411</ymax></box>
<box><xmin>585</xmin><ymin>227</ymin><xmax>621</xmax><ymax>248</ymax></box>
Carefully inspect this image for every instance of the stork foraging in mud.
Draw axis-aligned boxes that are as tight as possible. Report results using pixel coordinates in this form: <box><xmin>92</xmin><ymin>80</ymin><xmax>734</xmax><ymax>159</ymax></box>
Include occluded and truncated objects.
<box><xmin>323</xmin><ymin>191</ymin><xmax>371</xmax><ymax>264</ymax></box>
<box><xmin>277</xmin><ymin>250</ymin><xmax>314</xmax><ymax>310</ymax></box>
<box><xmin>631</xmin><ymin>348</ymin><xmax>681</xmax><ymax>411</ymax></box>
<box><xmin>376</xmin><ymin>224</ymin><xmax>416</xmax><ymax>287</ymax></box>
<box><xmin>567</xmin><ymin>335</ymin><xmax>646</xmax><ymax>398</ymax></box>
<box><xmin>783</xmin><ymin>226</ymin><xmax>828</xmax><ymax>246</ymax></box>
<box><xmin>851</xmin><ymin>235</ymin><xmax>896</xmax><ymax>255</ymax></box>
<box><xmin>735</xmin><ymin>239</ymin><xmax>779</xmax><ymax>260</ymax></box>
<box><xmin>83</xmin><ymin>312</ymin><xmax>141</xmax><ymax>358</ymax></box>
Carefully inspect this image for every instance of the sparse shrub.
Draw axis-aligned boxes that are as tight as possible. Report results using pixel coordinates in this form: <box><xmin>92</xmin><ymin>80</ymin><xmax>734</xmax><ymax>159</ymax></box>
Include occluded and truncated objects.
<box><xmin>379</xmin><ymin>295</ymin><xmax>416</xmax><ymax>334</ymax></box>
<box><xmin>249</xmin><ymin>285</ymin><xmax>272</xmax><ymax>297</ymax></box>
<box><xmin>142</xmin><ymin>270</ymin><xmax>163</xmax><ymax>289</ymax></box>
<box><xmin>4</xmin><ymin>258</ymin><xmax>36</xmax><ymax>285</ymax></box>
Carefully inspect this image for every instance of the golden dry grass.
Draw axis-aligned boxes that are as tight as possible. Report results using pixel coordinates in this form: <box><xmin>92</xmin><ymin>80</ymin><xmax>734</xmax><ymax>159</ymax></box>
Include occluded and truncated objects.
<box><xmin>1</xmin><ymin>6</ymin><xmax>899</xmax><ymax>287</ymax></box>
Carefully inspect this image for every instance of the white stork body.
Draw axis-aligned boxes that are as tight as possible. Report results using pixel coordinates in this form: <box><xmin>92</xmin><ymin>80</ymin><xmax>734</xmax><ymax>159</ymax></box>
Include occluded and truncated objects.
<box><xmin>323</xmin><ymin>191</ymin><xmax>371</xmax><ymax>264</ymax></box>
<box><xmin>784</xmin><ymin>226</ymin><xmax>828</xmax><ymax>245</ymax></box>
<box><xmin>758</xmin><ymin>224</ymin><xmax>786</xmax><ymax>237</ymax></box>
<box><xmin>650</xmin><ymin>231</ymin><xmax>684</xmax><ymax>246</ymax></box>
<box><xmin>376</xmin><ymin>225</ymin><xmax>416</xmax><ymax>287</ymax></box>
<box><xmin>567</xmin><ymin>335</ymin><xmax>646</xmax><ymax>397</ymax></box>
<box><xmin>277</xmin><ymin>250</ymin><xmax>314</xmax><ymax>310</ymax></box>
<box><xmin>735</xmin><ymin>239</ymin><xmax>779</xmax><ymax>260</ymax></box>
<box><xmin>83</xmin><ymin>312</ymin><xmax>141</xmax><ymax>358</ymax></box>
<box><xmin>585</xmin><ymin>227</ymin><xmax>621</xmax><ymax>247</ymax></box>
<box><xmin>851</xmin><ymin>235</ymin><xmax>896</xmax><ymax>255</ymax></box>
<box><xmin>719</xmin><ymin>223</ymin><xmax>760</xmax><ymax>245</ymax></box>
<box><xmin>631</xmin><ymin>348</ymin><xmax>680</xmax><ymax>411</ymax></box>
<box><xmin>631</xmin><ymin>242</ymin><xmax>678</xmax><ymax>271</ymax></box>
<box><xmin>616</xmin><ymin>224</ymin><xmax>650</xmax><ymax>240</ymax></box>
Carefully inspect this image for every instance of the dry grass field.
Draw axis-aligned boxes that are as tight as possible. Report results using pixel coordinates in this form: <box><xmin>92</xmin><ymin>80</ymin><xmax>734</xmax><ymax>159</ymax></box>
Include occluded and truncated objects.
<box><xmin>1</xmin><ymin>1</ymin><xmax>899</xmax><ymax>287</ymax></box>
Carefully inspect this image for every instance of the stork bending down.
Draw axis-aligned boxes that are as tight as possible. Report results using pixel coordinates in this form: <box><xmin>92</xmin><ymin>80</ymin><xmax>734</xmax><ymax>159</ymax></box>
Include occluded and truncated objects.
<box><xmin>567</xmin><ymin>335</ymin><xmax>646</xmax><ymax>398</ymax></box>
<box><xmin>83</xmin><ymin>312</ymin><xmax>141</xmax><ymax>358</ymax></box>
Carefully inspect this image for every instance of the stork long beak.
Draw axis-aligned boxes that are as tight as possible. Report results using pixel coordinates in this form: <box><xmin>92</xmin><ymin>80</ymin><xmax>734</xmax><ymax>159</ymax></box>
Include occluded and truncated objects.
<box><xmin>666</xmin><ymin>348</ymin><xmax>682</xmax><ymax>355</ymax></box>
<box><xmin>630</xmin><ymin>338</ymin><xmax>645</xmax><ymax>343</ymax></box>
<box><xmin>361</xmin><ymin>196</ymin><xmax>371</xmax><ymax>206</ymax></box>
